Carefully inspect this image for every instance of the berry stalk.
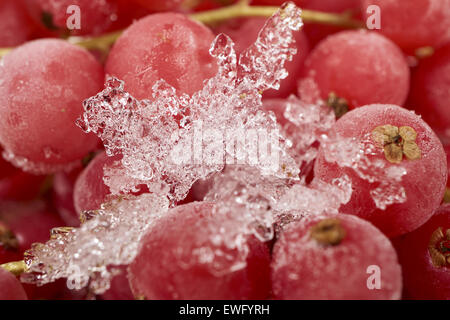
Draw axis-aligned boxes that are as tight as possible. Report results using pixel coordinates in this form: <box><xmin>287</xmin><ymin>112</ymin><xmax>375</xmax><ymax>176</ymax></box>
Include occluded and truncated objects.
<box><xmin>0</xmin><ymin>260</ymin><xmax>27</xmax><ymax>276</ymax></box>
<box><xmin>0</xmin><ymin>2</ymin><xmax>363</xmax><ymax>58</ymax></box>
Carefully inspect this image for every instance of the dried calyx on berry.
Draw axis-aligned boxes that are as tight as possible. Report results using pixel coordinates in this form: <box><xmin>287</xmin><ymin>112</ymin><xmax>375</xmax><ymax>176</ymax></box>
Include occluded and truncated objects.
<box><xmin>372</xmin><ymin>125</ymin><xmax>421</xmax><ymax>164</ymax></box>
<box><xmin>310</xmin><ymin>218</ymin><xmax>346</xmax><ymax>246</ymax></box>
<box><xmin>326</xmin><ymin>92</ymin><xmax>348</xmax><ymax>119</ymax></box>
<box><xmin>428</xmin><ymin>227</ymin><xmax>450</xmax><ymax>268</ymax></box>
<box><xmin>0</xmin><ymin>223</ymin><xmax>19</xmax><ymax>250</ymax></box>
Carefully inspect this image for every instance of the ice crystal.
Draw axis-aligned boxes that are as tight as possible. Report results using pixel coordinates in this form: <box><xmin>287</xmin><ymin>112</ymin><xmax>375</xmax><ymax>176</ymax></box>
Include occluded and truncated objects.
<box><xmin>277</xmin><ymin>94</ymin><xmax>335</xmax><ymax>179</ymax></box>
<box><xmin>21</xmin><ymin>194</ymin><xmax>169</xmax><ymax>293</ymax></box>
<box><xmin>203</xmin><ymin>165</ymin><xmax>352</xmax><ymax>240</ymax></box>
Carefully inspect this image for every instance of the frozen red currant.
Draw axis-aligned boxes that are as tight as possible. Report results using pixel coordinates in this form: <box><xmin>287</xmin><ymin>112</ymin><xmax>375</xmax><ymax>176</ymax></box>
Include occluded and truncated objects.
<box><xmin>129</xmin><ymin>202</ymin><xmax>271</xmax><ymax>300</ymax></box>
<box><xmin>26</xmin><ymin>0</ymin><xmax>117</xmax><ymax>36</ymax></box>
<box><xmin>0</xmin><ymin>39</ymin><xmax>102</xmax><ymax>173</ymax></box>
<box><xmin>298</xmin><ymin>30</ymin><xmax>410</xmax><ymax>109</ymax></box>
<box><xmin>73</xmin><ymin>151</ymin><xmax>149</xmax><ymax>214</ymax></box>
<box><xmin>0</xmin><ymin>148</ymin><xmax>46</xmax><ymax>201</ymax></box>
<box><xmin>393</xmin><ymin>204</ymin><xmax>450</xmax><ymax>300</ymax></box>
<box><xmin>314</xmin><ymin>104</ymin><xmax>447</xmax><ymax>237</ymax></box>
<box><xmin>0</xmin><ymin>0</ymin><xmax>36</xmax><ymax>46</ymax></box>
<box><xmin>105</xmin><ymin>13</ymin><xmax>218</xmax><ymax>100</ymax></box>
<box><xmin>271</xmin><ymin>214</ymin><xmax>402</xmax><ymax>299</ymax></box>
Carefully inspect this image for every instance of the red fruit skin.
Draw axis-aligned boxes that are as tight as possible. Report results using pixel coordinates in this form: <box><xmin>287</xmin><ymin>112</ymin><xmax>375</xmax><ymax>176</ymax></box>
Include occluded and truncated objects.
<box><xmin>73</xmin><ymin>151</ymin><xmax>149</xmax><ymax>214</ymax></box>
<box><xmin>409</xmin><ymin>44</ymin><xmax>450</xmax><ymax>144</ymax></box>
<box><xmin>271</xmin><ymin>213</ymin><xmax>402</xmax><ymax>300</ymax></box>
<box><xmin>314</xmin><ymin>104</ymin><xmax>447</xmax><ymax>238</ymax></box>
<box><xmin>105</xmin><ymin>13</ymin><xmax>218</xmax><ymax>100</ymax></box>
<box><xmin>0</xmin><ymin>267</ymin><xmax>28</xmax><ymax>300</ymax></box>
<box><xmin>361</xmin><ymin>0</ymin><xmax>450</xmax><ymax>52</ymax></box>
<box><xmin>129</xmin><ymin>202</ymin><xmax>271</xmax><ymax>300</ymax></box>
<box><xmin>52</xmin><ymin>168</ymin><xmax>83</xmax><ymax>227</ymax></box>
<box><xmin>299</xmin><ymin>30</ymin><xmax>410</xmax><ymax>109</ymax></box>
<box><xmin>0</xmin><ymin>39</ymin><xmax>102</xmax><ymax>170</ymax></box>
<box><xmin>392</xmin><ymin>204</ymin><xmax>450</xmax><ymax>300</ymax></box>
<box><xmin>73</xmin><ymin>152</ymin><xmax>119</xmax><ymax>214</ymax></box>
<box><xmin>23</xmin><ymin>280</ymin><xmax>64</xmax><ymax>300</ymax></box>
<box><xmin>100</xmin><ymin>265</ymin><xmax>134</xmax><ymax>300</ymax></box>
<box><xmin>445</xmin><ymin>144</ymin><xmax>450</xmax><ymax>188</ymax></box>
<box><xmin>189</xmin><ymin>178</ymin><xmax>213</xmax><ymax>201</ymax></box>
<box><xmin>130</xmin><ymin>0</ymin><xmax>185</xmax><ymax>11</ymax></box>
<box><xmin>0</xmin><ymin>245</ymin><xmax>20</xmax><ymax>265</ymax></box>
<box><xmin>214</xmin><ymin>17</ymin><xmax>309</xmax><ymax>98</ymax></box>
<box><xmin>107</xmin><ymin>0</ymin><xmax>151</xmax><ymax>31</ymax></box>
<box><xmin>0</xmin><ymin>151</ymin><xmax>46</xmax><ymax>201</ymax></box>
<box><xmin>0</xmin><ymin>0</ymin><xmax>35</xmax><ymax>46</ymax></box>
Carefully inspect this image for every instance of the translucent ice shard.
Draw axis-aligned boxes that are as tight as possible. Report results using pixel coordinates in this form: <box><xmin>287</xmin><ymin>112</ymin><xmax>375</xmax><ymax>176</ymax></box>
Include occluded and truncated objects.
<box><xmin>21</xmin><ymin>194</ymin><xmax>169</xmax><ymax>294</ymax></box>
<box><xmin>262</xmin><ymin>94</ymin><xmax>336</xmax><ymax>181</ymax></box>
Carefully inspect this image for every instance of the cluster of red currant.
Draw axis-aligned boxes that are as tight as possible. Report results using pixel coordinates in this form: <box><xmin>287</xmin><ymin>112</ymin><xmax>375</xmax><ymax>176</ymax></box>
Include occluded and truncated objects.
<box><xmin>0</xmin><ymin>0</ymin><xmax>449</xmax><ymax>300</ymax></box>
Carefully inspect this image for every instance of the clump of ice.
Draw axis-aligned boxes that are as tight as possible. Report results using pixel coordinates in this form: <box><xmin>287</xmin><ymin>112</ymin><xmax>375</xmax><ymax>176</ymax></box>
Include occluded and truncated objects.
<box><xmin>203</xmin><ymin>164</ymin><xmax>352</xmax><ymax>242</ymax></box>
<box><xmin>77</xmin><ymin>2</ymin><xmax>303</xmax><ymax>203</ymax></box>
<box><xmin>280</xmin><ymin>95</ymin><xmax>335</xmax><ymax>179</ymax></box>
<box><xmin>21</xmin><ymin>194</ymin><xmax>169</xmax><ymax>293</ymax></box>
